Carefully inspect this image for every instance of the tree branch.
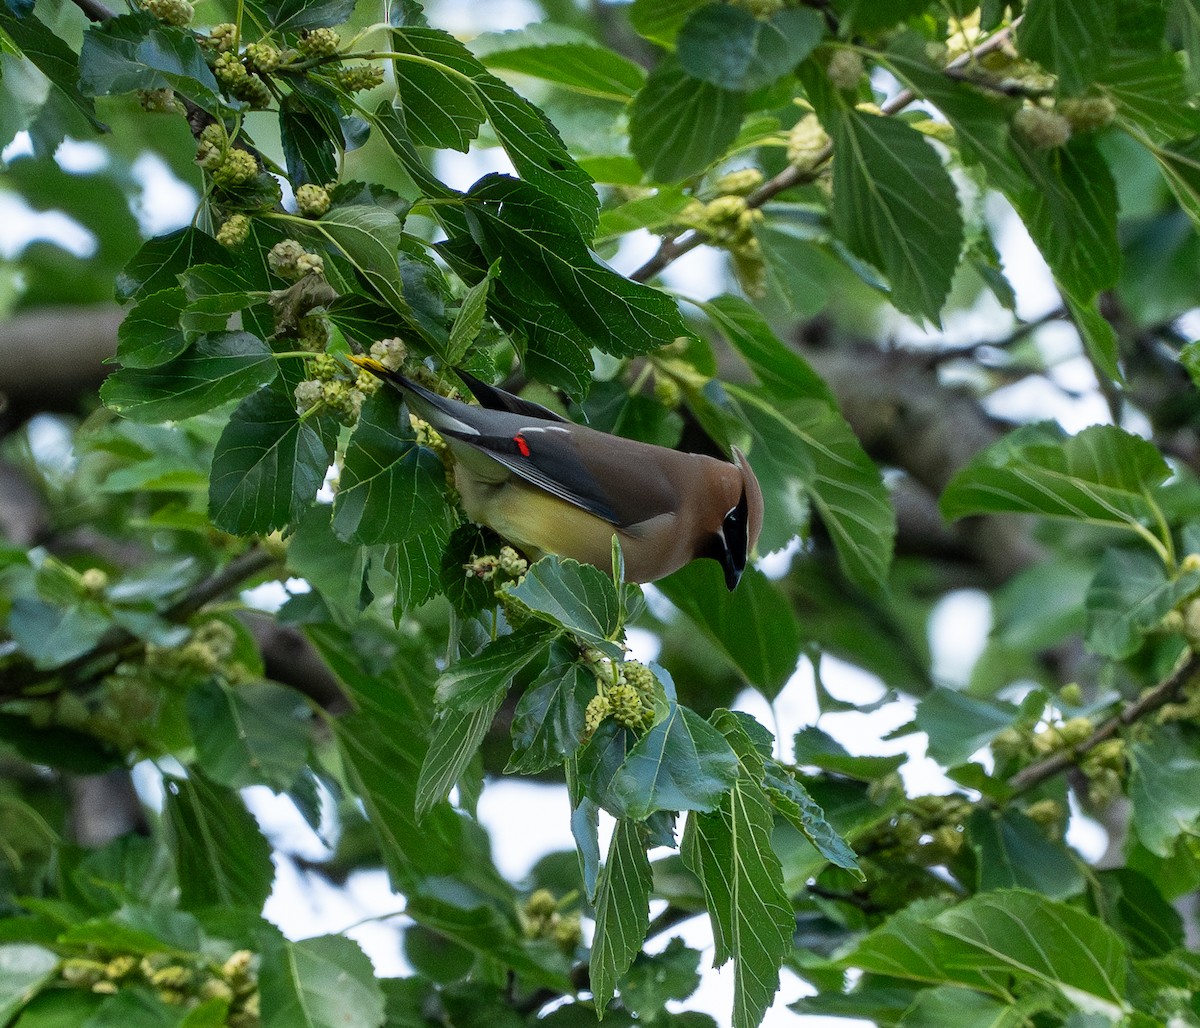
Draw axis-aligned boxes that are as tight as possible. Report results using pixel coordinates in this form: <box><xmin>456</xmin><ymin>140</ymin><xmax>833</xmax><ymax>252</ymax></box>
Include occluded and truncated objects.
<box><xmin>1009</xmin><ymin>651</ymin><xmax>1200</xmax><ymax>794</ymax></box>
<box><xmin>630</xmin><ymin>20</ymin><xmax>1021</xmax><ymax>285</ymax></box>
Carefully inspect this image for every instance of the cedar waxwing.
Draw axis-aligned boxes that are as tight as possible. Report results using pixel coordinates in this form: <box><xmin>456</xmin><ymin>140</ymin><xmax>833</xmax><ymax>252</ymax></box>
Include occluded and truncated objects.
<box><xmin>348</xmin><ymin>357</ymin><xmax>764</xmax><ymax>588</ymax></box>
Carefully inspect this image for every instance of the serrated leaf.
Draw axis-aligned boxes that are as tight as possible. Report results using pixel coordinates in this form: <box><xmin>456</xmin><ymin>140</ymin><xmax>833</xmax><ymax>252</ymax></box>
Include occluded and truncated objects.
<box><xmin>186</xmin><ymin>681</ymin><xmax>312</xmax><ymax>792</ymax></box>
<box><xmin>116</xmin><ymin>228</ymin><xmax>230</xmax><ymax>304</ymax></box>
<box><xmin>1100</xmin><ymin>50</ymin><xmax>1200</xmax><ymax>143</ymax></box>
<box><xmin>332</xmin><ymin>388</ymin><xmax>448</xmax><ymax>545</ymax></box>
<box><xmin>728</xmin><ymin>384</ymin><xmax>894</xmax><ymax>590</ymax></box>
<box><xmin>829</xmin><ymin>106</ymin><xmax>963</xmax><ymax>323</ymax></box>
<box><xmin>258</xmin><ymin>0</ymin><xmax>356</xmax><ymax>32</ymax></box>
<box><xmin>681</xmin><ymin>776</ymin><xmax>793</xmax><ymax>1028</ymax></box>
<box><xmin>310</xmin><ymin>623</ymin><xmax>462</xmax><ymax>886</ymax></box>
<box><xmin>629</xmin><ymin>0</ymin><xmax>708</xmax><ymax>46</ymax></box>
<box><xmin>415</xmin><ymin>691</ymin><xmax>505</xmax><ymax>816</ymax></box>
<box><xmin>0</xmin><ymin>9</ymin><xmax>104</xmax><ymax>132</ymax></box>
<box><xmin>915</xmin><ymin>690</ymin><xmax>1020</xmax><ymax>767</ymax></box>
<box><xmin>677</xmin><ymin>4</ymin><xmax>822</xmax><ymax>92</ymax></box>
<box><xmin>629</xmin><ymin>55</ymin><xmax>744</xmax><ymax>182</ymax></box>
<box><xmin>591</xmin><ymin>819</ymin><xmax>652</xmax><ymax>1016</ymax></box>
<box><xmin>259</xmin><ymin>935</ymin><xmax>384</xmax><ymax>1028</ymax></box>
<box><xmin>967</xmin><ymin>808</ymin><xmax>1086</xmax><ymax>901</ymax></box>
<box><xmin>1017</xmin><ymin>0</ymin><xmax>1115</xmax><ymax>95</ymax></box>
<box><xmin>101</xmin><ymin>332</ymin><xmax>276</xmax><ymax>423</ymax></box>
<box><xmin>762</xmin><ymin>761</ymin><xmax>860</xmax><ymax>874</ymax></box>
<box><xmin>314</xmin><ymin>205</ymin><xmax>406</xmax><ymax>314</ymax></box>
<box><xmin>479</xmin><ymin>32</ymin><xmax>645</xmax><ymax>101</ymax></box>
<box><xmin>606</xmin><ymin>704</ymin><xmax>739</xmax><ymax>820</ymax></box>
<box><xmin>508</xmin><ymin>643</ymin><xmax>596</xmax><ymax>774</ymax></box>
<box><xmin>114</xmin><ymin>287</ymin><xmax>189</xmax><ymax>369</ymax></box>
<box><xmin>940</xmin><ymin>423</ymin><xmax>1171</xmax><ymax>534</ymax></box>
<box><xmin>1085</xmin><ymin>548</ymin><xmax>1200</xmax><ymax>658</ymax></box>
<box><xmin>657</xmin><ymin>563</ymin><xmax>802</xmax><ymax>698</ymax></box>
<box><xmin>500</xmin><ymin>555</ymin><xmax>622</xmax><ymax>648</ymax></box>
<box><xmin>280</xmin><ymin>96</ymin><xmax>339</xmax><ymax>188</ymax></box>
<box><xmin>1151</xmin><ymin>136</ymin><xmax>1200</xmax><ymax>232</ymax></box>
<box><xmin>209</xmin><ymin>381</ymin><xmax>337</xmax><ymax>535</ymax></box>
<box><xmin>78</xmin><ymin>13</ymin><xmax>222</xmax><ymax>113</ymax></box>
<box><xmin>435</xmin><ymin>625</ymin><xmax>555</xmax><ymax>712</ymax></box>
<box><xmin>163</xmin><ymin>771</ymin><xmax>274</xmax><ymax>912</ymax></box>
<box><xmin>445</xmin><ymin>258</ymin><xmax>498</xmax><ymax>364</ymax></box>
<box><xmin>460</xmin><ymin>174</ymin><xmax>687</xmax><ymax>358</ymax></box>
<box><xmin>391</xmin><ymin>25</ymin><xmax>598</xmax><ymax>237</ymax></box>
<box><xmin>1129</xmin><ymin>725</ymin><xmax>1200</xmax><ymax>857</ymax></box>
<box><xmin>700</xmin><ymin>294</ymin><xmax>833</xmax><ymax>404</ymax></box>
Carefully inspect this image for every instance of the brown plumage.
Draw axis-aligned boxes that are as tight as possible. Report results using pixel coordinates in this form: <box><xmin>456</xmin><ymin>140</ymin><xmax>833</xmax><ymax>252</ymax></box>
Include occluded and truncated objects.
<box><xmin>349</xmin><ymin>358</ymin><xmax>764</xmax><ymax>588</ymax></box>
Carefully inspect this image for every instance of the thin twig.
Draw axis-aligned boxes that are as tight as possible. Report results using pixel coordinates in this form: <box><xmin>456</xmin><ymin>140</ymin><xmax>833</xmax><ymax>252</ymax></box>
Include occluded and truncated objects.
<box><xmin>925</xmin><ymin>306</ymin><xmax>1067</xmax><ymax>367</ymax></box>
<box><xmin>1009</xmin><ymin>651</ymin><xmax>1200</xmax><ymax>794</ymax></box>
<box><xmin>630</xmin><ymin>19</ymin><xmax>1022</xmax><ymax>286</ymax></box>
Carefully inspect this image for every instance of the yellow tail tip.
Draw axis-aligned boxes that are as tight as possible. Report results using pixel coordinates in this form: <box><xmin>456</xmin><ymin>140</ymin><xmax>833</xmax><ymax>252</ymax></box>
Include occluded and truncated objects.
<box><xmin>347</xmin><ymin>354</ymin><xmax>388</xmax><ymax>375</ymax></box>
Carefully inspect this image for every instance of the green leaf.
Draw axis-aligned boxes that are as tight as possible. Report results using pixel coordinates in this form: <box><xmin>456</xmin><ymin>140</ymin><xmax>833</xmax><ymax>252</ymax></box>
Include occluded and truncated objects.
<box><xmin>78</xmin><ymin>13</ymin><xmax>222</xmax><ymax>113</ymax></box>
<box><xmin>404</xmin><ymin>895</ymin><xmax>573</xmax><ymax>992</ymax></box>
<box><xmin>728</xmin><ymin>385</ymin><xmax>895</xmax><ymax>590</ymax></box>
<box><xmin>500</xmin><ymin>556</ymin><xmax>622</xmax><ymax>650</ymax></box>
<box><xmin>0</xmin><ymin>945</ymin><xmax>58</xmax><ymax>1024</ymax></box>
<box><xmin>479</xmin><ymin>32</ymin><xmax>646</xmax><ymax>101</ymax></box>
<box><xmin>416</xmin><ymin>691</ymin><xmax>505</xmax><ymax>816</ymax></box>
<box><xmin>967</xmin><ymin>808</ymin><xmax>1086</xmax><ymax>901</ymax></box>
<box><xmin>933</xmin><ymin>891</ymin><xmax>1127</xmax><ymax>1010</ymax></box>
<box><xmin>940</xmin><ymin>423</ymin><xmax>1171</xmax><ymax>534</ymax></box>
<box><xmin>164</xmin><ymin>771</ymin><xmax>274</xmax><ymax>912</ymax></box>
<box><xmin>700</xmin><ymin>295</ymin><xmax>833</xmax><ymax>404</ymax></box>
<box><xmin>0</xmin><ymin>10</ymin><xmax>104</xmax><ymax>132</ymax></box>
<box><xmin>435</xmin><ymin>625</ymin><xmax>555</xmax><ymax>712</ymax></box>
<box><xmin>793</xmin><ymin>726</ymin><xmax>906</xmax><ymax>780</ymax></box>
<box><xmin>508</xmin><ymin>641</ymin><xmax>597</xmax><ymax>774</ymax></box>
<box><xmin>827</xmin><ymin>106</ymin><xmax>963</xmax><ymax>323</ymax></box>
<box><xmin>629</xmin><ymin>56</ymin><xmax>744</xmax><ymax>182</ymax></box>
<box><xmin>280</xmin><ymin>96</ymin><xmax>339</xmax><ymax>188</ymax></box>
<box><xmin>286</xmin><ymin>504</ymin><xmax>371</xmax><ymax>621</ymax></box>
<box><xmin>259</xmin><ymin>934</ymin><xmax>385</xmax><ymax>1028</ymax></box>
<box><xmin>101</xmin><ymin>332</ymin><xmax>277</xmax><ymax>423</ymax></box>
<box><xmin>762</xmin><ymin>761</ymin><xmax>861</xmax><ymax>875</ymax></box>
<box><xmin>7</xmin><ymin>597</ymin><xmax>113</xmax><ymax>670</ymax></box>
<box><xmin>1129</xmin><ymin>725</ymin><xmax>1200</xmax><ymax>857</ymax></box>
<box><xmin>607</xmin><ymin>704</ymin><xmax>739</xmax><ymax>819</ymax></box>
<box><xmin>460</xmin><ymin>175</ymin><xmax>688</xmax><ymax>358</ymax></box>
<box><xmin>332</xmin><ymin>388</ymin><xmax>448</xmax><ymax>545</ymax></box>
<box><xmin>681</xmin><ymin>776</ymin><xmax>793</xmax><ymax>1028</ymax></box>
<box><xmin>1062</xmin><ymin>288</ymin><xmax>1121</xmax><ymax>384</ymax></box>
<box><xmin>116</xmin><ymin>228</ymin><xmax>230</xmax><ymax>304</ymax></box>
<box><xmin>1017</xmin><ymin>0</ymin><xmax>1114</xmax><ymax>94</ymax></box>
<box><xmin>1099</xmin><ymin>50</ymin><xmax>1200</xmax><ymax>143</ymax></box>
<box><xmin>915</xmin><ymin>690</ymin><xmax>1020</xmax><ymax>767</ymax></box>
<box><xmin>310</xmin><ymin>623</ymin><xmax>462</xmax><ymax>886</ymax></box>
<box><xmin>629</xmin><ymin>0</ymin><xmax>708</xmax><ymax>46</ymax></box>
<box><xmin>445</xmin><ymin>259</ymin><xmax>498</xmax><ymax>364</ymax></box>
<box><xmin>391</xmin><ymin>25</ymin><xmax>598</xmax><ymax>237</ymax></box>
<box><xmin>186</xmin><ymin>681</ymin><xmax>312</xmax><ymax>792</ymax></box>
<box><xmin>314</xmin><ymin>205</ymin><xmax>407</xmax><ymax>315</ymax></box>
<box><xmin>1098</xmin><ymin>868</ymin><xmax>1183</xmax><ymax>959</ymax></box>
<box><xmin>82</xmin><ymin>990</ymin><xmax>184</xmax><ymax>1026</ymax></box>
<box><xmin>590</xmin><ymin>819</ymin><xmax>652</xmax><ymax>1016</ymax></box>
<box><xmin>209</xmin><ymin>380</ymin><xmax>337</xmax><ymax>536</ymax></box>
<box><xmin>1151</xmin><ymin>137</ymin><xmax>1200</xmax><ymax>233</ymax></box>
<box><xmin>1085</xmin><ymin>548</ymin><xmax>1200</xmax><ymax>659</ymax></box>
<box><xmin>114</xmin><ymin>288</ymin><xmax>190</xmax><ymax>369</ymax></box>
<box><xmin>677</xmin><ymin>4</ymin><xmax>822</xmax><ymax>92</ymax></box>
<box><xmin>259</xmin><ymin>0</ymin><xmax>356</xmax><ymax>32</ymax></box>
<box><xmin>656</xmin><ymin>563</ymin><xmax>802</xmax><ymax>699</ymax></box>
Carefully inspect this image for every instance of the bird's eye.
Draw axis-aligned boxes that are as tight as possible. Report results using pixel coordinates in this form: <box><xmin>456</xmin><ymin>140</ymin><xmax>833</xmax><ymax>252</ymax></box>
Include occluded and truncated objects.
<box><xmin>722</xmin><ymin>489</ymin><xmax>750</xmax><ymax>572</ymax></box>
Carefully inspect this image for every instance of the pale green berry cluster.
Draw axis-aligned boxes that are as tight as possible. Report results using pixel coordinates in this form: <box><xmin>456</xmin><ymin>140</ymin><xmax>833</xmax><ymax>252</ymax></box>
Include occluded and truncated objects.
<box><xmin>582</xmin><ymin>654</ymin><xmax>658</xmax><ymax>736</ymax></box>
<box><xmin>297</xmin><ymin>27</ymin><xmax>340</xmax><ymax>57</ymax></box>
<box><xmin>268</xmin><ymin>239</ymin><xmax>324</xmax><ymax>280</ymax></box>
<box><xmin>826</xmin><ymin>49</ymin><xmax>865</xmax><ymax>91</ymax></box>
<box><xmin>295</xmin><ymin>182</ymin><xmax>332</xmax><ymax>217</ymax></box>
<box><xmin>143</xmin><ymin>0</ymin><xmax>193</xmax><ymax>26</ymax></box>
<box><xmin>217</xmin><ymin>213</ymin><xmax>251</xmax><ymax>248</ymax></box>
<box><xmin>211</xmin><ymin>147</ymin><xmax>258</xmax><ymax>188</ymax></box>
<box><xmin>520</xmin><ymin>890</ymin><xmax>582</xmax><ymax>955</ymax></box>
<box><xmin>1012</xmin><ymin>105</ymin><xmax>1073</xmax><ymax>149</ymax></box>
<box><xmin>786</xmin><ymin>113</ymin><xmax>831</xmax><ymax>170</ymax></box>
<box><xmin>333</xmin><ymin>64</ymin><xmax>384</xmax><ymax>92</ymax></box>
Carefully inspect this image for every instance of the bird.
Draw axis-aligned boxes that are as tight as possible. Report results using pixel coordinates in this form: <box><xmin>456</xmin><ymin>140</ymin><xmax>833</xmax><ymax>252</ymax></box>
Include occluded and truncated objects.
<box><xmin>347</xmin><ymin>357</ymin><xmax>764</xmax><ymax>589</ymax></box>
